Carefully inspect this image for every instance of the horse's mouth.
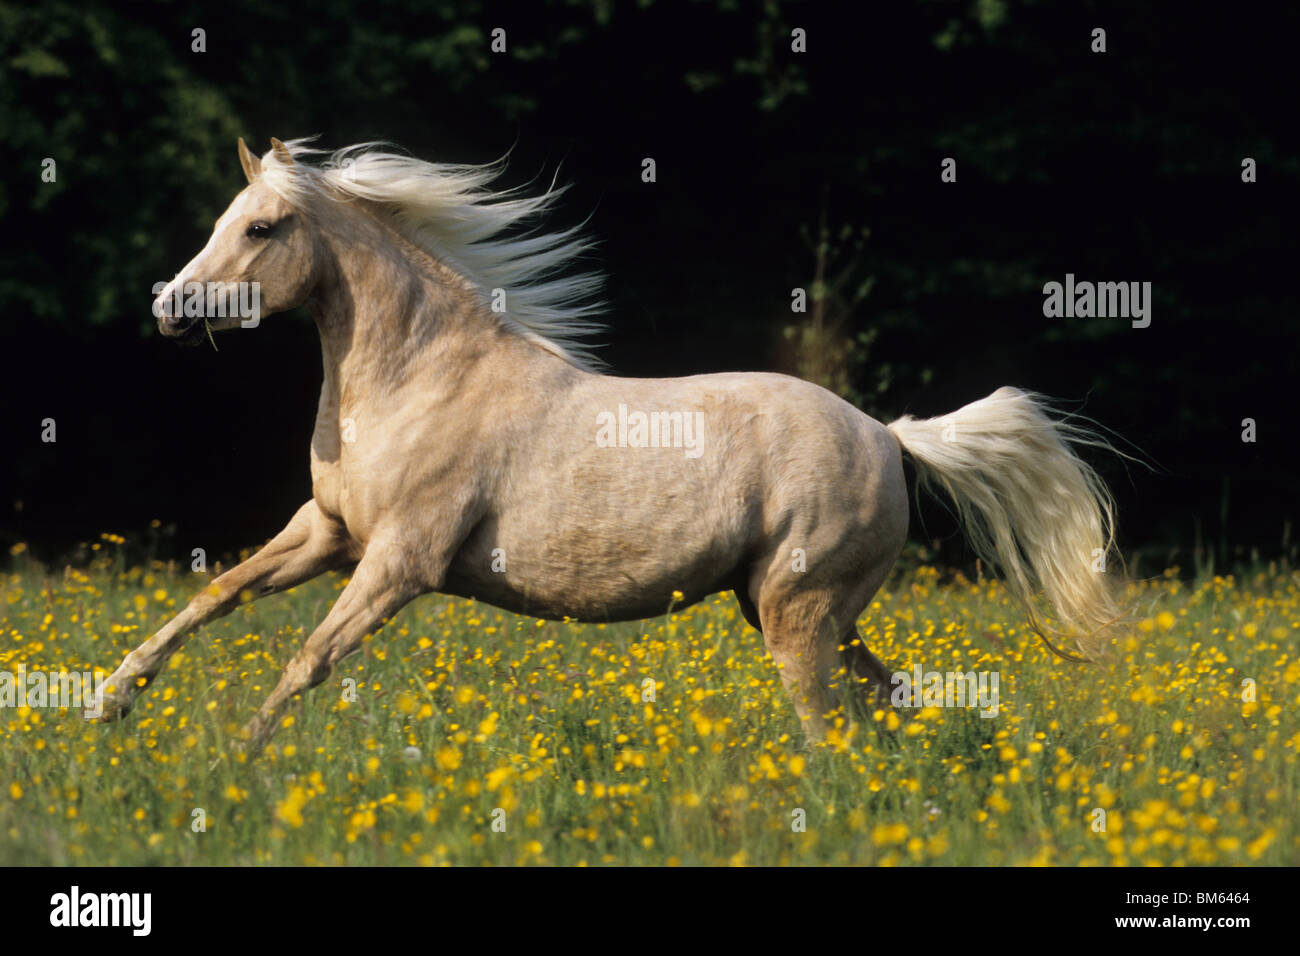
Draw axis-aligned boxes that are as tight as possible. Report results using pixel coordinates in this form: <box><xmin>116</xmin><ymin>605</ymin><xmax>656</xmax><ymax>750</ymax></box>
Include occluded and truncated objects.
<box><xmin>170</xmin><ymin>321</ymin><xmax>211</xmax><ymax>348</ymax></box>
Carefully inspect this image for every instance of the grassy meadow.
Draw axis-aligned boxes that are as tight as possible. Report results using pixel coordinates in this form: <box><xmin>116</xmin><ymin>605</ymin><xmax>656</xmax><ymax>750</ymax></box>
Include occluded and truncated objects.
<box><xmin>2</xmin><ymin>538</ymin><xmax>1297</xmax><ymax>865</ymax></box>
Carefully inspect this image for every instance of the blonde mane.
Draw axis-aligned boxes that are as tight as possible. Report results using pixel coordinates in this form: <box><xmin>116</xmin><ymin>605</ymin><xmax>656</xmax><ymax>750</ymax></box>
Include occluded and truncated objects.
<box><xmin>258</xmin><ymin>139</ymin><xmax>605</xmax><ymax>369</ymax></box>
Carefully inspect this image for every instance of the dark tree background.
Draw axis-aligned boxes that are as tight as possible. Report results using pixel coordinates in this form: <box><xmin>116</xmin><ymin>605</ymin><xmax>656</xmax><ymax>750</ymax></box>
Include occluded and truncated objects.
<box><xmin>1</xmin><ymin>0</ymin><xmax>1295</xmax><ymax>574</ymax></box>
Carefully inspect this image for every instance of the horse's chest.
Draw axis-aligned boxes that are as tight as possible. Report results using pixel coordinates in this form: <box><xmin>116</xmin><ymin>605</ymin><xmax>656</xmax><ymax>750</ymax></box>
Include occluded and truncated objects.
<box><xmin>310</xmin><ymin>460</ymin><xmax>346</xmax><ymax>524</ymax></box>
<box><xmin>310</xmin><ymin>414</ymin><xmax>379</xmax><ymax>536</ymax></box>
<box><xmin>312</xmin><ymin>455</ymin><xmax>392</xmax><ymax>544</ymax></box>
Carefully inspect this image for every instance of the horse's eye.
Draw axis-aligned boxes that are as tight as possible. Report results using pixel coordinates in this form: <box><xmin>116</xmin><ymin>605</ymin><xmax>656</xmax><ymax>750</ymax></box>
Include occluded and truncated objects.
<box><xmin>246</xmin><ymin>222</ymin><xmax>272</xmax><ymax>239</ymax></box>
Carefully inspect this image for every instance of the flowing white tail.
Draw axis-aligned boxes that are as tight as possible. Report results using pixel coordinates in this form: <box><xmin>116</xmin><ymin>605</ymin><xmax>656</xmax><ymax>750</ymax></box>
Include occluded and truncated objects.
<box><xmin>888</xmin><ymin>387</ymin><xmax>1122</xmax><ymax>660</ymax></box>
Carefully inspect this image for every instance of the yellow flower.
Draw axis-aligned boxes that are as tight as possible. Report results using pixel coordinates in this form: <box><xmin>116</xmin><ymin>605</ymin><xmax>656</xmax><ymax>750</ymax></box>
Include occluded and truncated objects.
<box><xmin>871</xmin><ymin>823</ymin><xmax>908</xmax><ymax>846</ymax></box>
<box><xmin>435</xmin><ymin>747</ymin><xmax>461</xmax><ymax>771</ymax></box>
<box><xmin>275</xmin><ymin>785</ymin><xmax>311</xmax><ymax>828</ymax></box>
<box><xmin>349</xmin><ymin>809</ymin><xmax>377</xmax><ymax>832</ymax></box>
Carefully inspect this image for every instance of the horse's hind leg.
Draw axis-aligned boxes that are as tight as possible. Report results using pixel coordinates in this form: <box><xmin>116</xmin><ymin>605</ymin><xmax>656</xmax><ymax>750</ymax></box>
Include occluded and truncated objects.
<box><xmin>753</xmin><ymin>537</ymin><xmax>903</xmax><ymax>736</ymax></box>
<box><xmin>840</xmin><ymin>628</ymin><xmax>895</xmax><ymax>714</ymax></box>
<box><xmin>739</xmin><ymin>582</ymin><xmax>848</xmax><ymax>734</ymax></box>
<box><xmin>754</xmin><ymin>585</ymin><xmax>848</xmax><ymax>738</ymax></box>
<box><xmin>837</xmin><ymin>556</ymin><xmax>904</xmax><ymax>717</ymax></box>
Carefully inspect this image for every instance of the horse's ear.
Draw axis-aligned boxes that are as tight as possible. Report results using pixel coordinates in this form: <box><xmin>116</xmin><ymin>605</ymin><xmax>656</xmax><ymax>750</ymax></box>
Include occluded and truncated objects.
<box><xmin>237</xmin><ymin>138</ymin><xmax>261</xmax><ymax>184</ymax></box>
<box><xmin>269</xmin><ymin>138</ymin><xmax>294</xmax><ymax>167</ymax></box>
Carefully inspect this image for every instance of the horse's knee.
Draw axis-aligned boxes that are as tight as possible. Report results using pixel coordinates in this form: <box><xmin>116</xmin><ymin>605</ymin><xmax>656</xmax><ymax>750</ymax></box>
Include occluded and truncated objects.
<box><xmin>280</xmin><ymin>652</ymin><xmax>332</xmax><ymax>693</ymax></box>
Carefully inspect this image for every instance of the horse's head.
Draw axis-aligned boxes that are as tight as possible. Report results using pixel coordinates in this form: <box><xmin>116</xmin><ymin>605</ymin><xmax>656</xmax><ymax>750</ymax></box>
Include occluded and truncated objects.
<box><xmin>153</xmin><ymin>138</ymin><xmax>321</xmax><ymax>343</ymax></box>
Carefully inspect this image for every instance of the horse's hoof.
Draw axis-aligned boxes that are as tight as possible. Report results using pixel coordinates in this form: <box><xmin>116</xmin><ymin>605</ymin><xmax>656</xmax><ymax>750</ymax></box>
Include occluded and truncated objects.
<box><xmin>87</xmin><ymin>698</ymin><xmax>132</xmax><ymax>722</ymax></box>
<box><xmin>234</xmin><ymin>720</ymin><xmax>270</xmax><ymax>758</ymax></box>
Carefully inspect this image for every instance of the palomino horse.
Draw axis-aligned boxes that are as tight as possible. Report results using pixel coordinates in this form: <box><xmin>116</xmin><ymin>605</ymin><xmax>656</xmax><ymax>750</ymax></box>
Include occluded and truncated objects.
<box><xmin>93</xmin><ymin>138</ymin><xmax>1121</xmax><ymax>750</ymax></box>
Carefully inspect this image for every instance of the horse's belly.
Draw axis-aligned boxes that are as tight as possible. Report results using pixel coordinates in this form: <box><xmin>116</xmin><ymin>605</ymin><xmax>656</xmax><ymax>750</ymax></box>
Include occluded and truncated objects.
<box><xmin>441</xmin><ymin>514</ymin><xmax>746</xmax><ymax>622</ymax></box>
<box><xmin>439</xmin><ymin>573</ymin><xmax>718</xmax><ymax>623</ymax></box>
<box><xmin>440</xmin><ymin>565</ymin><xmax>729</xmax><ymax>622</ymax></box>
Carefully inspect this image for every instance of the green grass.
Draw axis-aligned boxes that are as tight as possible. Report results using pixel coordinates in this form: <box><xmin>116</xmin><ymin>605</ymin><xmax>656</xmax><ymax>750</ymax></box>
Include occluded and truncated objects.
<box><xmin>2</xmin><ymin>548</ymin><xmax>1297</xmax><ymax>865</ymax></box>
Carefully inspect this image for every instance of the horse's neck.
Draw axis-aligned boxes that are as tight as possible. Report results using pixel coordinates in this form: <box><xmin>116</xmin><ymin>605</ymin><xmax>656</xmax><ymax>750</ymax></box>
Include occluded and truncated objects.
<box><xmin>311</xmin><ymin>212</ymin><xmax>477</xmax><ymax>398</ymax></box>
<box><xmin>307</xmin><ymin>208</ymin><xmax>570</xmax><ymax>451</ymax></box>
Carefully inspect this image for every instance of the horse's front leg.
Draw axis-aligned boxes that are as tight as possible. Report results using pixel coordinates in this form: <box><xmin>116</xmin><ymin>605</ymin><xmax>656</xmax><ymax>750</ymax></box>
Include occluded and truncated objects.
<box><xmin>92</xmin><ymin>500</ymin><xmax>351</xmax><ymax>721</ymax></box>
<box><xmin>239</xmin><ymin>545</ymin><xmax>422</xmax><ymax>754</ymax></box>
